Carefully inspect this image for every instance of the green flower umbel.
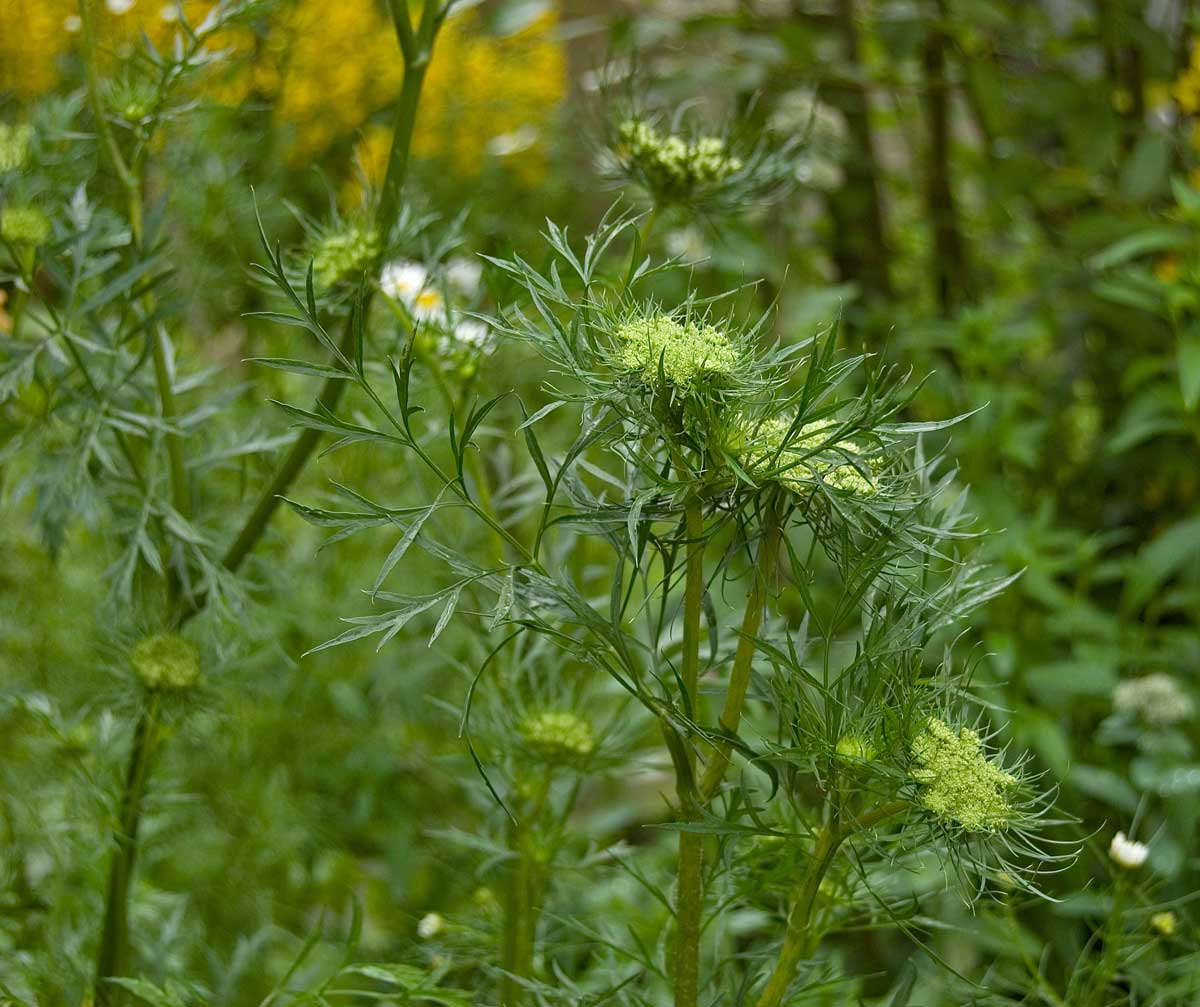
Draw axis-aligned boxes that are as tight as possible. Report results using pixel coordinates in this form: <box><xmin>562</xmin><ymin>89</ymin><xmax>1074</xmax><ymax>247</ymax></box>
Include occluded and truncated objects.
<box><xmin>311</xmin><ymin>221</ymin><xmax>382</xmax><ymax>289</ymax></box>
<box><xmin>131</xmin><ymin>634</ymin><xmax>203</xmax><ymax>692</ymax></box>
<box><xmin>615</xmin><ymin>312</ymin><xmax>738</xmax><ymax>393</ymax></box>
<box><xmin>722</xmin><ymin>414</ymin><xmax>877</xmax><ymax>496</ymax></box>
<box><xmin>910</xmin><ymin>718</ymin><xmax>1015</xmax><ymax>832</ymax></box>
<box><xmin>0</xmin><ymin>123</ymin><xmax>32</xmax><ymax>173</ymax></box>
<box><xmin>518</xmin><ymin>710</ymin><xmax>595</xmax><ymax>768</ymax></box>
<box><xmin>618</xmin><ymin>119</ymin><xmax>743</xmax><ymax>202</ymax></box>
<box><xmin>1</xmin><ymin>204</ymin><xmax>50</xmax><ymax>247</ymax></box>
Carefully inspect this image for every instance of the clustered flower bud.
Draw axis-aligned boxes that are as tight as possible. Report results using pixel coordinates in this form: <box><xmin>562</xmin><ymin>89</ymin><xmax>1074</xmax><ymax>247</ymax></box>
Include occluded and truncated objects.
<box><xmin>617</xmin><ymin>119</ymin><xmax>743</xmax><ymax>202</ymax></box>
<box><xmin>0</xmin><ymin>122</ymin><xmax>32</xmax><ymax>173</ymax></box>
<box><xmin>834</xmin><ymin>733</ymin><xmax>875</xmax><ymax>763</ymax></box>
<box><xmin>1</xmin><ymin>204</ymin><xmax>51</xmax><ymax>247</ymax></box>
<box><xmin>1151</xmin><ymin>910</ymin><xmax>1177</xmax><ymax>936</ymax></box>
<box><xmin>1113</xmin><ymin>673</ymin><xmax>1194</xmax><ymax>726</ymax></box>
<box><xmin>130</xmin><ymin>633</ymin><xmax>202</xmax><ymax>692</ymax></box>
<box><xmin>910</xmin><ymin>718</ymin><xmax>1015</xmax><ymax>833</ymax></box>
<box><xmin>518</xmin><ymin>710</ymin><xmax>595</xmax><ymax>768</ymax></box>
<box><xmin>615</xmin><ymin>312</ymin><xmax>738</xmax><ymax>392</ymax></box>
<box><xmin>722</xmin><ymin>414</ymin><xmax>877</xmax><ymax>496</ymax></box>
<box><xmin>311</xmin><ymin>221</ymin><xmax>382</xmax><ymax>288</ymax></box>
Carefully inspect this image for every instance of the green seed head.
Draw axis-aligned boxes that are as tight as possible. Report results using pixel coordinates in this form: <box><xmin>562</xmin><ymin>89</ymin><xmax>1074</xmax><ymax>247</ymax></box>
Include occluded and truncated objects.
<box><xmin>0</xmin><ymin>123</ymin><xmax>32</xmax><ymax>173</ymax></box>
<box><xmin>615</xmin><ymin>312</ymin><xmax>738</xmax><ymax>393</ymax></box>
<box><xmin>910</xmin><ymin>718</ymin><xmax>1015</xmax><ymax>832</ymax></box>
<box><xmin>1</xmin><ymin>204</ymin><xmax>51</xmax><ymax>247</ymax></box>
<box><xmin>131</xmin><ymin>634</ymin><xmax>202</xmax><ymax>692</ymax></box>
<box><xmin>311</xmin><ymin>221</ymin><xmax>382</xmax><ymax>289</ymax></box>
<box><xmin>518</xmin><ymin>710</ymin><xmax>595</xmax><ymax>768</ymax></box>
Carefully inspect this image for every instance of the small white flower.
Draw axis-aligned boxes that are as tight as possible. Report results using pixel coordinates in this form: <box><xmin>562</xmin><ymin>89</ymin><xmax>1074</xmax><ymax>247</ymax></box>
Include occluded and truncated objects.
<box><xmin>380</xmin><ymin>259</ymin><xmax>426</xmax><ymax>305</ymax></box>
<box><xmin>63</xmin><ymin>13</ymin><xmax>82</xmax><ymax>30</ymax></box>
<box><xmin>446</xmin><ymin>257</ymin><xmax>482</xmax><ymax>297</ymax></box>
<box><xmin>160</xmin><ymin>3</ymin><xmax>180</xmax><ymax>21</ymax></box>
<box><xmin>106</xmin><ymin>0</ymin><xmax>137</xmax><ymax>14</ymax></box>
<box><xmin>487</xmin><ymin>124</ymin><xmax>539</xmax><ymax>157</ymax></box>
<box><xmin>1109</xmin><ymin>831</ymin><xmax>1149</xmax><ymax>869</ymax></box>
<box><xmin>665</xmin><ymin>226</ymin><xmax>710</xmax><ymax>264</ymax></box>
<box><xmin>411</xmin><ymin>286</ymin><xmax>447</xmax><ymax>324</ymax></box>
<box><xmin>417</xmin><ymin>912</ymin><xmax>444</xmax><ymax>939</ymax></box>
<box><xmin>453</xmin><ymin>318</ymin><xmax>490</xmax><ymax>349</ymax></box>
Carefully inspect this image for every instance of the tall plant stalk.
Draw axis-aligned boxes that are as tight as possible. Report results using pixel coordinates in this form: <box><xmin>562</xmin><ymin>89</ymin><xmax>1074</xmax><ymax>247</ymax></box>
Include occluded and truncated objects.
<box><xmin>87</xmin><ymin>1</ymin><xmax>448</xmax><ymax>999</ymax></box>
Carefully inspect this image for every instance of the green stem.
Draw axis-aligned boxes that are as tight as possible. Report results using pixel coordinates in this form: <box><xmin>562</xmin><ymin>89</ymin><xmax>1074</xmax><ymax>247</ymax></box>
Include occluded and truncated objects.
<box><xmin>501</xmin><ymin>774</ymin><xmax>551</xmax><ymax>1006</ymax></box>
<box><xmin>94</xmin><ymin>693</ymin><xmax>161</xmax><ymax>1006</ymax></box>
<box><xmin>217</xmin><ymin>0</ymin><xmax>441</xmax><ymax>585</ymax></box>
<box><xmin>674</xmin><ymin>498</ymin><xmax>706</xmax><ymax>1007</ymax></box>
<box><xmin>698</xmin><ymin>497</ymin><xmax>782</xmax><ymax>800</ymax></box>
<box><xmin>754</xmin><ymin>801</ymin><xmax>907</xmax><ymax>1007</ymax></box>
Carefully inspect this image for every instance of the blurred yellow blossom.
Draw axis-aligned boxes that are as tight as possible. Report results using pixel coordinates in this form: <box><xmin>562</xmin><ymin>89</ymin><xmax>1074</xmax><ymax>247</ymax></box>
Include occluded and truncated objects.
<box><xmin>1174</xmin><ymin>40</ymin><xmax>1200</xmax><ymax>116</ymax></box>
<box><xmin>0</xmin><ymin>0</ymin><xmax>73</xmax><ymax>98</ymax></box>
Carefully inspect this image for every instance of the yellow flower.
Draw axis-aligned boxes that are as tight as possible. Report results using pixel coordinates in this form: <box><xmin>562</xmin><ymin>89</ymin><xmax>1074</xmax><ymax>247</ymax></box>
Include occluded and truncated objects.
<box><xmin>0</xmin><ymin>0</ymin><xmax>73</xmax><ymax>98</ymax></box>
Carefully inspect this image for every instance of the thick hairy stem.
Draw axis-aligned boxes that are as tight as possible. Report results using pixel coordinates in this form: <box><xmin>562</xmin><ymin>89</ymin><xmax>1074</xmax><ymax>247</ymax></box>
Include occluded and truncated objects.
<box><xmin>674</xmin><ymin>499</ymin><xmax>706</xmax><ymax>1007</ymax></box>
<box><xmin>94</xmin><ymin>694</ymin><xmax>161</xmax><ymax>1006</ymax></box>
<box><xmin>754</xmin><ymin>802</ymin><xmax>907</xmax><ymax>1007</ymax></box>
<box><xmin>698</xmin><ymin>501</ymin><xmax>782</xmax><ymax>800</ymax></box>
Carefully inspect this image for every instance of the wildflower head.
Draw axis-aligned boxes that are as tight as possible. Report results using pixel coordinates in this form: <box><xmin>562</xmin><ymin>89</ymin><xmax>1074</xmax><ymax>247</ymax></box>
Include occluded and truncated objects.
<box><xmin>834</xmin><ymin>733</ymin><xmax>875</xmax><ymax>763</ymax></box>
<box><xmin>720</xmin><ymin>414</ymin><xmax>877</xmax><ymax>496</ymax></box>
<box><xmin>518</xmin><ymin>710</ymin><xmax>595</xmax><ymax>769</ymax></box>
<box><xmin>0</xmin><ymin>122</ymin><xmax>32</xmax><ymax>173</ymax></box>
<box><xmin>1</xmin><ymin>204</ymin><xmax>51</xmax><ymax>248</ymax></box>
<box><xmin>1109</xmin><ymin>830</ymin><xmax>1149</xmax><ymax>869</ymax></box>
<box><xmin>104</xmin><ymin>75</ymin><xmax>158</xmax><ymax>122</ymax></box>
<box><xmin>613</xmin><ymin>311</ymin><xmax>738</xmax><ymax>394</ymax></box>
<box><xmin>1151</xmin><ymin>911</ymin><xmax>1177</xmax><ymax>936</ymax></box>
<box><xmin>130</xmin><ymin>634</ymin><xmax>202</xmax><ymax>692</ymax></box>
<box><xmin>910</xmin><ymin>718</ymin><xmax>1016</xmax><ymax>833</ymax></box>
<box><xmin>616</xmin><ymin>118</ymin><xmax>743</xmax><ymax>206</ymax></box>
<box><xmin>1113</xmin><ymin>673</ymin><xmax>1194</xmax><ymax>726</ymax></box>
<box><xmin>311</xmin><ymin>220</ymin><xmax>381</xmax><ymax>289</ymax></box>
<box><xmin>380</xmin><ymin>259</ymin><xmax>427</xmax><ymax>304</ymax></box>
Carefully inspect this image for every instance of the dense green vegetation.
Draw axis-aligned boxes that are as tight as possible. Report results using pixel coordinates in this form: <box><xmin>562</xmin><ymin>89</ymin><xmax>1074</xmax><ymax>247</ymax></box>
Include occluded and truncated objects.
<box><xmin>2</xmin><ymin>1</ymin><xmax>1199</xmax><ymax>1004</ymax></box>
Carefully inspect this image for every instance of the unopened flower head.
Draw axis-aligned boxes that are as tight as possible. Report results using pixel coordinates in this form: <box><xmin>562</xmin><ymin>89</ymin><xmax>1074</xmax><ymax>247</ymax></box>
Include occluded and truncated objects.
<box><xmin>416</xmin><ymin>911</ymin><xmax>444</xmax><ymax>939</ymax></box>
<box><xmin>614</xmin><ymin>312</ymin><xmax>738</xmax><ymax>393</ymax></box>
<box><xmin>518</xmin><ymin>709</ymin><xmax>595</xmax><ymax>768</ymax></box>
<box><xmin>1109</xmin><ymin>830</ymin><xmax>1149</xmax><ymax>869</ymax></box>
<box><xmin>131</xmin><ymin>634</ymin><xmax>202</xmax><ymax>692</ymax></box>
<box><xmin>0</xmin><ymin>122</ymin><xmax>32</xmax><ymax>173</ymax></box>
<box><xmin>910</xmin><ymin>718</ymin><xmax>1016</xmax><ymax>833</ymax></box>
<box><xmin>834</xmin><ymin>733</ymin><xmax>875</xmax><ymax>763</ymax></box>
<box><xmin>1113</xmin><ymin>673</ymin><xmax>1194</xmax><ymax>726</ymax></box>
<box><xmin>1</xmin><ymin>205</ymin><xmax>51</xmax><ymax>247</ymax></box>
<box><xmin>617</xmin><ymin>119</ymin><xmax>743</xmax><ymax>205</ymax></box>
<box><xmin>446</xmin><ymin>256</ymin><xmax>482</xmax><ymax>297</ymax></box>
<box><xmin>1151</xmin><ymin>911</ymin><xmax>1177</xmax><ymax>936</ymax></box>
<box><xmin>104</xmin><ymin>76</ymin><xmax>158</xmax><ymax>122</ymax></box>
<box><xmin>722</xmin><ymin>414</ymin><xmax>877</xmax><ymax>496</ymax></box>
<box><xmin>311</xmin><ymin>221</ymin><xmax>381</xmax><ymax>289</ymax></box>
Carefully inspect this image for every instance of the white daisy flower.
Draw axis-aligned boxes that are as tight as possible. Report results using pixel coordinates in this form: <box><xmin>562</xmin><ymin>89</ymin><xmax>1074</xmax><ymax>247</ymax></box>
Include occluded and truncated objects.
<box><xmin>106</xmin><ymin>0</ymin><xmax>137</xmax><ymax>14</ymax></box>
<box><xmin>487</xmin><ymin>124</ymin><xmax>539</xmax><ymax>157</ymax></box>
<box><xmin>453</xmin><ymin>318</ymin><xmax>490</xmax><ymax>349</ymax></box>
<box><xmin>380</xmin><ymin>260</ymin><xmax>426</xmax><ymax>306</ymax></box>
<box><xmin>411</xmin><ymin>286</ymin><xmax>447</xmax><ymax>324</ymax></box>
<box><xmin>446</xmin><ymin>257</ymin><xmax>482</xmax><ymax>298</ymax></box>
<box><xmin>417</xmin><ymin>912</ymin><xmax>444</xmax><ymax>939</ymax></box>
<box><xmin>1109</xmin><ymin>831</ymin><xmax>1148</xmax><ymax>869</ymax></box>
<box><xmin>64</xmin><ymin>13</ymin><xmax>82</xmax><ymax>30</ymax></box>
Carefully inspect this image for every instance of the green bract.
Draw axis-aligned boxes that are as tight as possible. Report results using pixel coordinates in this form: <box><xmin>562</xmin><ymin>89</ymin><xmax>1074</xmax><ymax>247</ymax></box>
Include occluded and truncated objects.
<box><xmin>0</xmin><ymin>122</ymin><xmax>32</xmax><ymax>173</ymax></box>
<box><xmin>131</xmin><ymin>634</ymin><xmax>202</xmax><ymax>692</ymax></box>
<box><xmin>910</xmin><ymin>718</ymin><xmax>1015</xmax><ymax>832</ymax></box>
<box><xmin>615</xmin><ymin>312</ymin><xmax>738</xmax><ymax>392</ymax></box>
<box><xmin>1</xmin><ymin>204</ymin><xmax>50</xmax><ymax>247</ymax></box>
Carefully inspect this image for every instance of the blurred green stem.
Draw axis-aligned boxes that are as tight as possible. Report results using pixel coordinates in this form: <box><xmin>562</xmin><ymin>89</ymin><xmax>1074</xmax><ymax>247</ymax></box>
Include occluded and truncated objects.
<box><xmin>754</xmin><ymin>801</ymin><xmax>907</xmax><ymax>1007</ymax></box>
<box><xmin>502</xmin><ymin>773</ymin><xmax>551</xmax><ymax>1006</ymax></box>
<box><xmin>674</xmin><ymin>498</ymin><xmax>706</xmax><ymax>1007</ymax></box>
<box><xmin>94</xmin><ymin>693</ymin><xmax>161</xmax><ymax>1006</ymax></box>
<box><xmin>698</xmin><ymin>495</ymin><xmax>782</xmax><ymax>800</ymax></box>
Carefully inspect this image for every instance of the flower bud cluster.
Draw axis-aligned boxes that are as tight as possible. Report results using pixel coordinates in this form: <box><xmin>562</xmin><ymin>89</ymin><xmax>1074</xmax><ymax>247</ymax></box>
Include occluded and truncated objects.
<box><xmin>0</xmin><ymin>122</ymin><xmax>32</xmax><ymax>173</ymax></box>
<box><xmin>1</xmin><ymin>204</ymin><xmax>51</xmax><ymax>247</ymax></box>
<box><xmin>617</xmin><ymin>119</ymin><xmax>743</xmax><ymax>202</ymax></box>
<box><xmin>1113</xmin><ymin>673</ymin><xmax>1194</xmax><ymax>726</ymax></box>
<box><xmin>311</xmin><ymin>221</ymin><xmax>382</xmax><ymax>289</ymax></box>
<box><xmin>722</xmin><ymin>414</ymin><xmax>877</xmax><ymax>496</ymax></box>
<box><xmin>130</xmin><ymin>634</ymin><xmax>202</xmax><ymax>692</ymax></box>
<box><xmin>910</xmin><ymin>718</ymin><xmax>1015</xmax><ymax>832</ymax></box>
<box><xmin>518</xmin><ymin>710</ymin><xmax>595</xmax><ymax>768</ymax></box>
<box><xmin>615</xmin><ymin>312</ymin><xmax>738</xmax><ymax>393</ymax></box>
